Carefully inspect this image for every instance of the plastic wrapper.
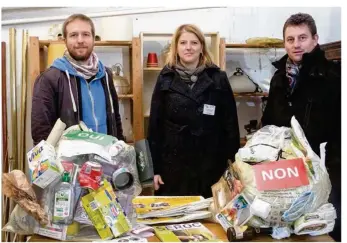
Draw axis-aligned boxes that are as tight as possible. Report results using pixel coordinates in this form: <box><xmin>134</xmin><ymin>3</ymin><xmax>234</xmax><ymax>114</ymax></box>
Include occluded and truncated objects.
<box><xmin>2</xmin><ymin>170</ymin><xmax>48</xmax><ymax>225</ymax></box>
<box><xmin>4</xmin><ymin>123</ymin><xmax>141</xmax><ymax>240</ymax></box>
<box><xmin>57</xmin><ymin>130</ymin><xmax>141</xmax><ymax>196</ymax></box>
<box><xmin>230</xmin><ymin>116</ymin><xmax>331</xmax><ymax>228</ymax></box>
<box><xmin>238</xmin><ymin>125</ymin><xmax>291</xmax><ymax>163</ymax></box>
<box><xmin>2</xmin><ymin>205</ymin><xmax>37</xmax><ymax>235</ymax></box>
<box><xmin>57</xmin><ymin>130</ymin><xmax>141</xmax><ymax>225</ymax></box>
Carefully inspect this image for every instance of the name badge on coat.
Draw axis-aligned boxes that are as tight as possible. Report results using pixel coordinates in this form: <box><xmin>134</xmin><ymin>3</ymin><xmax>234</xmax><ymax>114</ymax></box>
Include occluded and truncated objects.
<box><xmin>203</xmin><ymin>104</ymin><xmax>216</xmax><ymax>116</ymax></box>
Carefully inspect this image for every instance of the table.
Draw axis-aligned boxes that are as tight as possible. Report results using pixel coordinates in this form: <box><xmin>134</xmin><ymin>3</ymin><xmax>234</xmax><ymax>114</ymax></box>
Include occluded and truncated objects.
<box><xmin>28</xmin><ymin>222</ymin><xmax>334</xmax><ymax>242</ymax></box>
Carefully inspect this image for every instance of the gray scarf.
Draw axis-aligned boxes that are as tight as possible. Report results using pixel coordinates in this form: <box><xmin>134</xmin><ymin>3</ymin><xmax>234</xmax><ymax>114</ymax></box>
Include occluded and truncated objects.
<box><xmin>174</xmin><ymin>63</ymin><xmax>206</xmax><ymax>89</ymax></box>
<box><xmin>64</xmin><ymin>50</ymin><xmax>99</xmax><ymax>80</ymax></box>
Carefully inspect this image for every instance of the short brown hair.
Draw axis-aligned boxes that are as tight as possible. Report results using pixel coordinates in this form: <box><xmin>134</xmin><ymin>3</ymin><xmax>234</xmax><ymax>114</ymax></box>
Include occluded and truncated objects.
<box><xmin>283</xmin><ymin>13</ymin><xmax>317</xmax><ymax>39</ymax></box>
<box><xmin>62</xmin><ymin>13</ymin><xmax>95</xmax><ymax>38</ymax></box>
<box><xmin>167</xmin><ymin>24</ymin><xmax>213</xmax><ymax>67</ymax></box>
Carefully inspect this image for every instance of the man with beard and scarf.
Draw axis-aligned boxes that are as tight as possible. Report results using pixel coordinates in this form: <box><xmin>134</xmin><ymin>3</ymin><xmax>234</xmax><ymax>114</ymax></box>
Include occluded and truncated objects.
<box><xmin>31</xmin><ymin>14</ymin><xmax>124</xmax><ymax>144</ymax></box>
<box><xmin>261</xmin><ymin>13</ymin><xmax>341</xmax><ymax>241</ymax></box>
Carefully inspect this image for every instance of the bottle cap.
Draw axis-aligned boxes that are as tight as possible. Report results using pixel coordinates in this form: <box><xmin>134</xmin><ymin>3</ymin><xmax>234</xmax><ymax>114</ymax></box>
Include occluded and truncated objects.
<box><xmin>62</xmin><ymin>171</ymin><xmax>71</xmax><ymax>183</ymax></box>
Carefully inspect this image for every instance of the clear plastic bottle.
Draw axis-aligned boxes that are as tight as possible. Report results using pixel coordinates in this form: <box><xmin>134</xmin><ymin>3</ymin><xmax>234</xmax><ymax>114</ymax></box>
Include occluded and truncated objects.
<box><xmin>53</xmin><ymin>172</ymin><xmax>74</xmax><ymax>225</ymax></box>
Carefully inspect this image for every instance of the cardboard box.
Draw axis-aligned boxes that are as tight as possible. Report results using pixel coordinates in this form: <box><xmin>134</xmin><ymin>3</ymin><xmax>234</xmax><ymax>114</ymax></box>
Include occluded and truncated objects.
<box><xmin>27</xmin><ymin>140</ymin><xmax>63</xmax><ymax>189</ymax></box>
<box><xmin>81</xmin><ymin>180</ymin><xmax>131</xmax><ymax>240</ymax></box>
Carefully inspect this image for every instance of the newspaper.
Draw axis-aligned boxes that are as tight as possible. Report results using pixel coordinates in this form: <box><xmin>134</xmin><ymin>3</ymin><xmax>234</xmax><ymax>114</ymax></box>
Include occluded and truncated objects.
<box><xmin>136</xmin><ymin>211</ymin><xmax>212</xmax><ymax>225</ymax></box>
<box><xmin>133</xmin><ymin>196</ymin><xmax>212</xmax><ymax>218</ymax></box>
<box><xmin>153</xmin><ymin>222</ymin><xmax>222</xmax><ymax>242</ymax></box>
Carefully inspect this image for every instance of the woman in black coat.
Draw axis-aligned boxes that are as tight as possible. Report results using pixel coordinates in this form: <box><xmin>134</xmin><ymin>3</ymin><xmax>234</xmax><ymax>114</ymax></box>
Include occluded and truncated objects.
<box><xmin>147</xmin><ymin>24</ymin><xmax>240</xmax><ymax>198</ymax></box>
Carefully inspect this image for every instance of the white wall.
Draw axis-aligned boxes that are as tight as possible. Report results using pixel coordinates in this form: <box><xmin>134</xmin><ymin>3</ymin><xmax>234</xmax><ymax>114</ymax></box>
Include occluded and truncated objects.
<box><xmin>1</xmin><ymin>7</ymin><xmax>342</xmax><ymax>150</ymax></box>
<box><xmin>2</xmin><ymin>7</ymin><xmax>341</xmax><ymax>42</ymax></box>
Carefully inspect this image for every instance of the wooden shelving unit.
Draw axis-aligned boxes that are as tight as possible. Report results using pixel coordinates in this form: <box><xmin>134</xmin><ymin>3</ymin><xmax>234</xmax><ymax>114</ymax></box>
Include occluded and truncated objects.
<box><xmin>28</xmin><ymin>36</ymin><xmax>144</xmax><ymax>143</ymax></box>
<box><xmin>221</xmin><ymin>40</ymin><xmax>283</xmax><ymax>146</ymax></box>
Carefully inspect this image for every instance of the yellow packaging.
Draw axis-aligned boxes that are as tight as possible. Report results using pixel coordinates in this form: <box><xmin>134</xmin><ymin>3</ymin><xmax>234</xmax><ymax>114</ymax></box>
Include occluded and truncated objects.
<box><xmin>81</xmin><ymin>180</ymin><xmax>131</xmax><ymax>240</ymax></box>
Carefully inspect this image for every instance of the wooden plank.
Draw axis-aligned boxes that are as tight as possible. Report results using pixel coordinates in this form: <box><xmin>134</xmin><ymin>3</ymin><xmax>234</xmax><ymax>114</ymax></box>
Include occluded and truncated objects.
<box><xmin>132</xmin><ymin>37</ymin><xmax>144</xmax><ymax>141</ymax></box>
<box><xmin>28</xmin><ymin>224</ymin><xmax>334</xmax><ymax>242</ymax></box>
<box><xmin>321</xmin><ymin>41</ymin><xmax>341</xmax><ymax>60</ymax></box>
<box><xmin>118</xmin><ymin>94</ymin><xmax>133</xmax><ymax>99</ymax></box>
<box><xmin>226</xmin><ymin>43</ymin><xmax>284</xmax><ymax>48</ymax></box>
<box><xmin>39</xmin><ymin>46</ymin><xmax>47</xmax><ymax>72</ymax></box>
<box><xmin>143</xmin><ymin>67</ymin><xmax>162</xmax><ymax>71</ymax></box>
<box><xmin>29</xmin><ymin>37</ymin><xmax>40</xmax><ymax>91</ymax></box>
<box><xmin>210</xmin><ymin>33</ymin><xmax>220</xmax><ymax>66</ymax></box>
<box><xmin>2</xmin><ymin>42</ymin><xmax>8</xmax><ymax>175</ymax></box>
<box><xmin>39</xmin><ymin>40</ymin><xmax>132</xmax><ymax>49</ymax></box>
<box><xmin>234</xmin><ymin>92</ymin><xmax>268</xmax><ymax>98</ymax></box>
<box><xmin>2</xmin><ymin>41</ymin><xmax>9</xmax><ymax>243</ymax></box>
<box><xmin>141</xmin><ymin>32</ymin><xmax>219</xmax><ymax>37</ymax></box>
<box><xmin>219</xmin><ymin>38</ymin><xmax>226</xmax><ymax>70</ymax></box>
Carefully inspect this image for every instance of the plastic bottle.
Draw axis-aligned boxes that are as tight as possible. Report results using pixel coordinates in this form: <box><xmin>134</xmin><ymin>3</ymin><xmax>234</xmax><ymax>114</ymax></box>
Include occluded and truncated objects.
<box><xmin>53</xmin><ymin>172</ymin><xmax>74</xmax><ymax>224</ymax></box>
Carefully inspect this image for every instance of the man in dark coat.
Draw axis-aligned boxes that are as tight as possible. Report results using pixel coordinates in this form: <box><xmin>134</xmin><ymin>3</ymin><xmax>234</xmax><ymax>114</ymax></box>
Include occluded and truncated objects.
<box><xmin>31</xmin><ymin>14</ymin><xmax>124</xmax><ymax>145</ymax></box>
<box><xmin>261</xmin><ymin>13</ymin><xmax>341</xmax><ymax>241</ymax></box>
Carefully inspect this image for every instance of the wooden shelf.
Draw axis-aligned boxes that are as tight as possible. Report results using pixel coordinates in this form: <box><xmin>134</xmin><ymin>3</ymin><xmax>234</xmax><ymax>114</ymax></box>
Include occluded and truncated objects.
<box><xmin>118</xmin><ymin>94</ymin><xmax>133</xmax><ymax>99</ymax></box>
<box><xmin>144</xmin><ymin>67</ymin><xmax>162</xmax><ymax>71</ymax></box>
<box><xmin>39</xmin><ymin>40</ymin><xmax>132</xmax><ymax>49</ymax></box>
<box><xmin>226</xmin><ymin>43</ymin><xmax>284</xmax><ymax>49</ymax></box>
<box><xmin>240</xmin><ymin>137</ymin><xmax>247</xmax><ymax>146</ymax></box>
<box><xmin>234</xmin><ymin>92</ymin><xmax>268</xmax><ymax>98</ymax></box>
<box><xmin>321</xmin><ymin>41</ymin><xmax>341</xmax><ymax>60</ymax></box>
<box><xmin>141</xmin><ymin>32</ymin><xmax>218</xmax><ymax>37</ymax></box>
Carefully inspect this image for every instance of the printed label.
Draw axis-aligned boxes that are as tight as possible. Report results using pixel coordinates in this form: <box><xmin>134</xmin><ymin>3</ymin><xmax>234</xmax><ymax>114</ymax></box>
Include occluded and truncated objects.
<box><xmin>54</xmin><ymin>190</ymin><xmax>71</xmax><ymax>219</ymax></box>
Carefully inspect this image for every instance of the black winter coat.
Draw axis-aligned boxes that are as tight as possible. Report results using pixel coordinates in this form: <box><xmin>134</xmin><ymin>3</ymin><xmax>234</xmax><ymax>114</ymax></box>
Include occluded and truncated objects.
<box><xmin>261</xmin><ymin>45</ymin><xmax>341</xmax><ymax>175</ymax></box>
<box><xmin>148</xmin><ymin>65</ymin><xmax>240</xmax><ymax>198</ymax></box>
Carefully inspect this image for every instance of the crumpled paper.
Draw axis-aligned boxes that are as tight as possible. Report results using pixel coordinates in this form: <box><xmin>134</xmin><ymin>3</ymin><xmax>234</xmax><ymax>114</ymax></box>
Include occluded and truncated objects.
<box><xmin>2</xmin><ymin>170</ymin><xmax>48</xmax><ymax>225</ymax></box>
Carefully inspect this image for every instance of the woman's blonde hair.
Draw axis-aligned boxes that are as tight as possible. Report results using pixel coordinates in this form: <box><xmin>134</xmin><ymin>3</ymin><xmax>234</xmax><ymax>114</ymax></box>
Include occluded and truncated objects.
<box><xmin>166</xmin><ymin>24</ymin><xmax>213</xmax><ymax>67</ymax></box>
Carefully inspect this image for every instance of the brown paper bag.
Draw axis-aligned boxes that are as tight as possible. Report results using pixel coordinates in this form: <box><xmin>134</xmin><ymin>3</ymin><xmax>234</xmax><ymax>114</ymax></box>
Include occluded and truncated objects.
<box><xmin>2</xmin><ymin>170</ymin><xmax>48</xmax><ymax>225</ymax></box>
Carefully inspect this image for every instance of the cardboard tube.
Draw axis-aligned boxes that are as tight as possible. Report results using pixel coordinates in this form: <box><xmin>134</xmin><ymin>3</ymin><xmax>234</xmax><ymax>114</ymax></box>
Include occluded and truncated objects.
<box><xmin>46</xmin><ymin>118</ymin><xmax>67</xmax><ymax>147</ymax></box>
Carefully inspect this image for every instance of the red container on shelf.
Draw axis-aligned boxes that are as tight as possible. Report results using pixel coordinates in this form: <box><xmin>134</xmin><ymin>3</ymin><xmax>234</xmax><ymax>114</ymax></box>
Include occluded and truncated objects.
<box><xmin>147</xmin><ymin>52</ymin><xmax>158</xmax><ymax>67</ymax></box>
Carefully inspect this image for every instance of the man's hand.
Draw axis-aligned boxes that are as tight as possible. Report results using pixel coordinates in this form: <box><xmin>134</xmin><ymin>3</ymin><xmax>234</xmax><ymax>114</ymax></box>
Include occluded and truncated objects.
<box><xmin>154</xmin><ymin>175</ymin><xmax>164</xmax><ymax>190</ymax></box>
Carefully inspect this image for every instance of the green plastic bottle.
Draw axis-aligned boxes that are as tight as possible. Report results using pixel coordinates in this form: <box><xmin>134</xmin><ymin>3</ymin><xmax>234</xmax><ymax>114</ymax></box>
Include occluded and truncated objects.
<box><xmin>53</xmin><ymin>172</ymin><xmax>74</xmax><ymax>224</ymax></box>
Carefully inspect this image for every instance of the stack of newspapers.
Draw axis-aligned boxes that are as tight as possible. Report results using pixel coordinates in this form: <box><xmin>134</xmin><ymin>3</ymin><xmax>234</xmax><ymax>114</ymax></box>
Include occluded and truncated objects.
<box><xmin>133</xmin><ymin>196</ymin><xmax>213</xmax><ymax>225</ymax></box>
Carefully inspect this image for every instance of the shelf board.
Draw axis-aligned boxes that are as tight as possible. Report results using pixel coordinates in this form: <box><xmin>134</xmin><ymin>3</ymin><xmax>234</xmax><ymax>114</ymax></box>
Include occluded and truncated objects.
<box><xmin>141</xmin><ymin>32</ymin><xmax>218</xmax><ymax>37</ymax></box>
<box><xmin>144</xmin><ymin>67</ymin><xmax>162</xmax><ymax>71</ymax></box>
<box><xmin>118</xmin><ymin>94</ymin><xmax>133</xmax><ymax>99</ymax></box>
<box><xmin>226</xmin><ymin>43</ymin><xmax>284</xmax><ymax>49</ymax></box>
<box><xmin>240</xmin><ymin>137</ymin><xmax>247</xmax><ymax>146</ymax></box>
<box><xmin>39</xmin><ymin>40</ymin><xmax>132</xmax><ymax>49</ymax></box>
<box><xmin>234</xmin><ymin>92</ymin><xmax>268</xmax><ymax>97</ymax></box>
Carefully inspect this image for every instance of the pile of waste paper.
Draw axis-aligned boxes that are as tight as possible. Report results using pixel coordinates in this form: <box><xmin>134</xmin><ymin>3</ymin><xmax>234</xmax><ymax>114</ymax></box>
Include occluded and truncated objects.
<box><xmin>212</xmin><ymin>116</ymin><xmax>336</xmax><ymax>239</ymax></box>
<box><xmin>2</xmin><ymin>119</ymin><xmax>146</xmax><ymax>241</ymax></box>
